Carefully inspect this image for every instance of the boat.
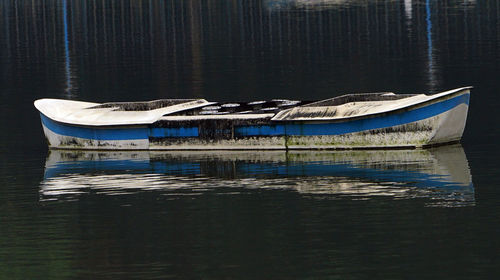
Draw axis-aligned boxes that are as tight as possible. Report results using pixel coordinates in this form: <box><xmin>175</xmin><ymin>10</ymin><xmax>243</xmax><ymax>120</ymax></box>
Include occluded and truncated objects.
<box><xmin>34</xmin><ymin>87</ymin><xmax>471</xmax><ymax>150</ymax></box>
<box><xmin>40</xmin><ymin>145</ymin><xmax>474</xmax><ymax>206</ymax></box>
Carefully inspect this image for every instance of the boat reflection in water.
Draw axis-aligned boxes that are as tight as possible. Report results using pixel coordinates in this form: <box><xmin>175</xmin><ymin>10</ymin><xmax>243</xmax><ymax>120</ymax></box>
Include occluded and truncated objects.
<box><xmin>40</xmin><ymin>145</ymin><xmax>474</xmax><ymax>207</ymax></box>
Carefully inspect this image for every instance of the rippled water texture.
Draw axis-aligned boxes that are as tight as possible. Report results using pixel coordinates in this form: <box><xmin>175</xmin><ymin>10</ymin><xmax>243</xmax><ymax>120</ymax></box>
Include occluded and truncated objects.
<box><xmin>41</xmin><ymin>146</ymin><xmax>474</xmax><ymax>207</ymax></box>
<box><xmin>1</xmin><ymin>0</ymin><xmax>500</xmax><ymax>279</ymax></box>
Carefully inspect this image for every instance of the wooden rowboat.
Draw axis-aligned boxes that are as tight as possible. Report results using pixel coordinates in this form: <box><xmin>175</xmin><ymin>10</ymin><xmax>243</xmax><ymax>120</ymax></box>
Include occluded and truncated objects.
<box><xmin>34</xmin><ymin>87</ymin><xmax>471</xmax><ymax>150</ymax></box>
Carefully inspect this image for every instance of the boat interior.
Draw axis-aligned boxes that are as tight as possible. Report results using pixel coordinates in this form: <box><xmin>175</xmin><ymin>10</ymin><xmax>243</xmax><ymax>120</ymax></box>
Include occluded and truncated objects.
<box><xmin>86</xmin><ymin>92</ymin><xmax>423</xmax><ymax>117</ymax></box>
<box><xmin>180</xmin><ymin>99</ymin><xmax>311</xmax><ymax>115</ymax></box>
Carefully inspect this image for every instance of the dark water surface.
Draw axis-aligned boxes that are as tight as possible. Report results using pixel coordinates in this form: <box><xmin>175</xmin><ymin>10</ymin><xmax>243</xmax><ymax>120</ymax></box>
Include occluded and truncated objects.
<box><xmin>1</xmin><ymin>0</ymin><xmax>500</xmax><ymax>278</ymax></box>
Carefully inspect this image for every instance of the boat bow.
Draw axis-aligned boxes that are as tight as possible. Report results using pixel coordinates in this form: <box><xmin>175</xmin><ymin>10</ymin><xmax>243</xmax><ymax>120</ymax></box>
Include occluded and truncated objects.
<box><xmin>34</xmin><ymin>98</ymin><xmax>214</xmax><ymax>126</ymax></box>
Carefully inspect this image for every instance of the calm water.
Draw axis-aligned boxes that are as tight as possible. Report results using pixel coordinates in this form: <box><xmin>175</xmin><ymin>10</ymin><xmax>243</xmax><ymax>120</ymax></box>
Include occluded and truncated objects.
<box><xmin>1</xmin><ymin>0</ymin><xmax>500</xmax><ymax>278</ymax></box>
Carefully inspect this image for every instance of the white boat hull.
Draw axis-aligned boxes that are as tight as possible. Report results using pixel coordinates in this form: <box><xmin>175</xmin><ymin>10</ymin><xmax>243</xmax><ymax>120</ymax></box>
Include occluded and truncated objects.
<box><xmin>36</xmin><ymin>87</ymin><xmax>471</xmax><ymax>150</ymax></box>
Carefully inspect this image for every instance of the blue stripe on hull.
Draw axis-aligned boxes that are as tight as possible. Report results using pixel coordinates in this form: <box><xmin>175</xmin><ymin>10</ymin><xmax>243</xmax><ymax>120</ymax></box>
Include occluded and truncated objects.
<box><xmin>236</xmin><ymin>93</ymin><xmax>469</xmax><ymax>136</ymax></box>
<box><xmin>40</xmin><ymin>114</ymin><xmax>150</xmax><ymax>140</ymax></box>
<box><xmin>40</xmin><ymin>93</ymin><xmax>469</xmax><ymax>141</ymax></box>
<box><xmin>150</xmin><ymin>127</ymin><xmax>199</xmax><ymax>138</ymax></box>
<box><xmin>41</xmin><ymin>114</ymin><xmax>199</xmax><ymax>140</ymax></box>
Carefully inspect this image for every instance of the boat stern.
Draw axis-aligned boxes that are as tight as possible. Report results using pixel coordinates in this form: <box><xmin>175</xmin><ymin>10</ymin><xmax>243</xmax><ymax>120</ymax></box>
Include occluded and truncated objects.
<box><xmin>427</xmin><ymin>87</ymin><xmax>470</xmax><ymax>145</ymax></box>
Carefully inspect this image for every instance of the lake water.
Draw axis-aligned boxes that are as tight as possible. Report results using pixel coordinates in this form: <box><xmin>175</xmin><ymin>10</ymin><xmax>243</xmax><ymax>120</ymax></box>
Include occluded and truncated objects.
<box><xmin>1</xmin><ymin>0</ymin><xmax>500</xmax><ymax>278</ymax></box>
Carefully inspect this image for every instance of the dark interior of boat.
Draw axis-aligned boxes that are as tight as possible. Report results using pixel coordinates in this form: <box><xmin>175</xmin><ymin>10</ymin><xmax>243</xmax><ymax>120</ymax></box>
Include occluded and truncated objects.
<box><xmin>182</xmin><ymin>99</ymin><xmax>312</xmax><ymax>115</ymax></box>
<box><xmin>85</xmin><ymin>92</ymin><xmax>420</xmax><ymax>116</ymax></box>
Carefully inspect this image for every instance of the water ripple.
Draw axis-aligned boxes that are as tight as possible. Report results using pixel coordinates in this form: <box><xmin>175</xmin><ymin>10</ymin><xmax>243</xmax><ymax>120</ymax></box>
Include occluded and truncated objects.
<box><xmin>40</xmin><ymin>145</ymin><xmax>474</xmax><ymax>207</ymax></box>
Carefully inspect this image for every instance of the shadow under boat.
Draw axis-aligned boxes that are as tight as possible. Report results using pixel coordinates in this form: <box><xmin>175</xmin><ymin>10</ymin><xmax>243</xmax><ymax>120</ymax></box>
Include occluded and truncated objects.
<box><xmin>40</xmin><ymin>144</ymin><xmax>474</xmax><ymax>207</ymax></box>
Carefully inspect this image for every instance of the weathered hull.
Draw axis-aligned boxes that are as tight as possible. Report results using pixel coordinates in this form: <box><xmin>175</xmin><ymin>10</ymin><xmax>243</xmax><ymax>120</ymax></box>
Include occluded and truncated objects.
<box><xmin>38</xmin><ymin>89</ymin><xmax>470</xmax><ymax>150</ymax></box>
